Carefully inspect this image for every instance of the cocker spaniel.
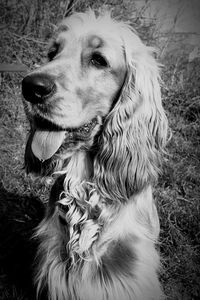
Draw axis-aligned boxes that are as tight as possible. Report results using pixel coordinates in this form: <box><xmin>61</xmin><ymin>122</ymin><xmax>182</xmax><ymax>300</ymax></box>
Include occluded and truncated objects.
<box><xmin>22</xmin><ymin>10</ymin><xmax>168</xmax><ymax>300</ymax></box>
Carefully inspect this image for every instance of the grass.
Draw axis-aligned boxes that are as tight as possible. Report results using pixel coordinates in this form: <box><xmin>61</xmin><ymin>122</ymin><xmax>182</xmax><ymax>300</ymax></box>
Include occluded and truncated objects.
<box><xmin>0</xmin><ymin>0</ymin><xmax>200</xmax><ymax>299</ymax></box>
<box><xmin>157</xmin><ymin>55</ymin><xmax>200</xmax><ymax>299</ymax></box>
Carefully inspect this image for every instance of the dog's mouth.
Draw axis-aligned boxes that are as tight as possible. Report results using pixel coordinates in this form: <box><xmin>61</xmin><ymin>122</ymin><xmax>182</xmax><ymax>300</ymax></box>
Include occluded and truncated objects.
<box><xmin>31</xmin><ymin>117</ymin><xmax>98</xmax><ymax>162</ymax></box>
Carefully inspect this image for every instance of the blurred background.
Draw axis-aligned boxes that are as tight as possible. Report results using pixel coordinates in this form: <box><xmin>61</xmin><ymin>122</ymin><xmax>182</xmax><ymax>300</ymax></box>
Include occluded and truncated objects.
<box><xmin>0</xmin><ymin>0</ymin><xmax>200</xmax><ymax>299</ymax></box>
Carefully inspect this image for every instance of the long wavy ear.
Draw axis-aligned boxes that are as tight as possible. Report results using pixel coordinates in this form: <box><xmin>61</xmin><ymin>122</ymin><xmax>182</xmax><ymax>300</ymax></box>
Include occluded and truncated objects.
<box><xmin>94</xmin><ymin>26</ymin><xmax>168</xmax><ymax>203</ymax></box>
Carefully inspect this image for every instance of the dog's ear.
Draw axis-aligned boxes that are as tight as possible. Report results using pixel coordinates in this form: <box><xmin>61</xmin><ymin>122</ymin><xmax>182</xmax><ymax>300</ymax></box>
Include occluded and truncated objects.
<box><xmin>94</xmin><ymin>28</ymin><xmax>168</xmax><ymax>203</ymax></box>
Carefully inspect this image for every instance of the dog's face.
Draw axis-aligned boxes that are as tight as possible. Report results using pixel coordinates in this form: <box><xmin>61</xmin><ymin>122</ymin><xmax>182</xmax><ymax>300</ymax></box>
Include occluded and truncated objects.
<box><xmin>22</xmin><ymin>11</ymin><xmax>168</xmax><ymax>196</ymax></box>
<box><xmin>22</xmin><ymin>12</ymin><xmax>127</xmax><ymax>175</ymax></box>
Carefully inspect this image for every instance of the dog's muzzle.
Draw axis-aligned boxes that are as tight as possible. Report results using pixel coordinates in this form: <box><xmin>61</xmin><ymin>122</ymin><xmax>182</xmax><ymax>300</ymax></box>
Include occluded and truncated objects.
<box><xmin>22</xmin><ymin>73</ymin><xmax>100</xmax><ymax>163</ymax></box>
<box><xmin>22</xmin><ymin>73</ymin><xmax>56</xmax><ymax>104</ymax></box>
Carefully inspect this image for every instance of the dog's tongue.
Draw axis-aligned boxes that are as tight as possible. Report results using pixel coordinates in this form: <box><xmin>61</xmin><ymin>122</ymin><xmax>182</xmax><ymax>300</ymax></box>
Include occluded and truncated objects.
<box><xmin>31</xmin><ymin>130</ymin><xmax>66</xmax><ymax>161</ymax></box>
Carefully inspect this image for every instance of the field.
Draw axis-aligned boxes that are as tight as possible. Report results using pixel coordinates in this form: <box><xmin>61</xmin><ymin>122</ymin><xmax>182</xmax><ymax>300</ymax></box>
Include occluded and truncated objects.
<box><xmin>0</xmin><ymin>0</ymin><xmax>200</xmax><ymax>299</ymax></box>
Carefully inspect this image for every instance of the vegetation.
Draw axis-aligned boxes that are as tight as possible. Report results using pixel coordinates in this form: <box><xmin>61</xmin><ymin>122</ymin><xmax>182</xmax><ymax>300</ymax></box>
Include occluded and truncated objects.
<box><xmin>0</xmin><ymin>1</ymin><xmax>199</xmax><ymax>299</ymax></box>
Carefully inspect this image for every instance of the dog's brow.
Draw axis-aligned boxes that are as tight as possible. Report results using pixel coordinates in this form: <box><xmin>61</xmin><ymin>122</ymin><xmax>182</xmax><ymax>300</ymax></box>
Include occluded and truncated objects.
<box><xmin>88</xmin><ymin>35</ymin><xmax>104</xmax><ymax>49</ymax></box>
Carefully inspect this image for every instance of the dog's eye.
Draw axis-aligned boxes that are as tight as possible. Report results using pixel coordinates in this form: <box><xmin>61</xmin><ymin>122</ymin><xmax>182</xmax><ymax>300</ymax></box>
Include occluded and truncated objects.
<box><xmin>91</xmin><ymin>53</ymin><xmax>108</xmax><ymax>68</ymax></box>
<box><xmin>48</xmin><ymin>43</ymin><xmax>59</xmax><ymax>61</ymax></box>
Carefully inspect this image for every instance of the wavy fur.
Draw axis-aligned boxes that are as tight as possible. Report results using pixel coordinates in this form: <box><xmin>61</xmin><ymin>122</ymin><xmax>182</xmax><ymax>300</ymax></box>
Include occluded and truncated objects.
<box><xmin>94</xmin><ymin>35</ymin><xmax>168</xmax><ymax>202</ymax></box>
<box><xmin>23</xmin><ymin>10</ymin><xmax>168</xmax><ymax>300</ymax></box>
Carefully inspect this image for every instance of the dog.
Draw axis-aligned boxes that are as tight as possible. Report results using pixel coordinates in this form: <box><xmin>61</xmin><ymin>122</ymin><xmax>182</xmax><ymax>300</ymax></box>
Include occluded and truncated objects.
<box><xmin>22</xmin><ymin>10</ymin><xmax>168</xmax><ymax>300</ymax></box>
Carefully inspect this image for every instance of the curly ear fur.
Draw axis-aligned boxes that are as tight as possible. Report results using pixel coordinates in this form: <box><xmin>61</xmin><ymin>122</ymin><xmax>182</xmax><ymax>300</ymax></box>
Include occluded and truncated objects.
<box><xmin>94</xmin><ymin>27</ymin><xmax>168</xmax><ymax>203</ymax></box>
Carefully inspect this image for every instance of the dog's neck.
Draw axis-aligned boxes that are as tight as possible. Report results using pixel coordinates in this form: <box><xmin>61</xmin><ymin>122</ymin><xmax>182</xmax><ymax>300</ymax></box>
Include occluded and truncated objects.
<box><xmin>54</xmin><ymin>150</ymin><xmax>158</xmax><ymax>267</ymax></box>
<box><xmin>63</xmin><ymin>150</ymin><xmax>93</xmax><ymax>187</ymax></box>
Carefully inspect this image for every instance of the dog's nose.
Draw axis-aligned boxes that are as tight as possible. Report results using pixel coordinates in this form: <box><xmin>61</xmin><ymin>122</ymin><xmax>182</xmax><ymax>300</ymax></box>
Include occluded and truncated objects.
<box><xmin>22</xmin><ymin>73</ymin><xmax>55</xmax><ymax>104</ymax></box>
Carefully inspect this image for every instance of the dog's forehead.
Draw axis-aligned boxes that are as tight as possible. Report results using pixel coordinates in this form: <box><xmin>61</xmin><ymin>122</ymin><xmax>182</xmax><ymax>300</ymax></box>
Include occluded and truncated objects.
<box><xmin>87</xmin><ymin>36</ymin><xmax>103</xmax><ymax>48</ymax></box>
<box><xmin>55</xmin><ymin>13</ymin><xmax>124</xmax><ymax>47</ymax></box>
<box><xmin>53</xmin><ymin>26</ymin><xmax>126</xmax><ymax>66</ymax></box>
<box><xmin>53</xmin><ymin>12</ymin><xmax>145</xmax><ymax>60</ymax></box>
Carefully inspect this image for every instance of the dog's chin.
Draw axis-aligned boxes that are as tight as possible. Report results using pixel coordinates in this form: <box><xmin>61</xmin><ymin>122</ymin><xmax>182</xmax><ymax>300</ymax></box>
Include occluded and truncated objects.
<box><xmin>24</xmin><ymin>116</ymin><xmax>100</xmax><ymax>177</ymax></box>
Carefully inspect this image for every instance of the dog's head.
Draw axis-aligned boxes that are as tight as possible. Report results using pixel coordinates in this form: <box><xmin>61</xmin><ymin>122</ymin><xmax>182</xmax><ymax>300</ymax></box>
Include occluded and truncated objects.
<box><xmin>22</xmin><ymin>11</ymin><xmax>168</xmax><ymax>198</ymax></box>
<box><xmin>22</xmin><ymin>11</ymin><xmax>127</xmax><ymax>176</ymax></box>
